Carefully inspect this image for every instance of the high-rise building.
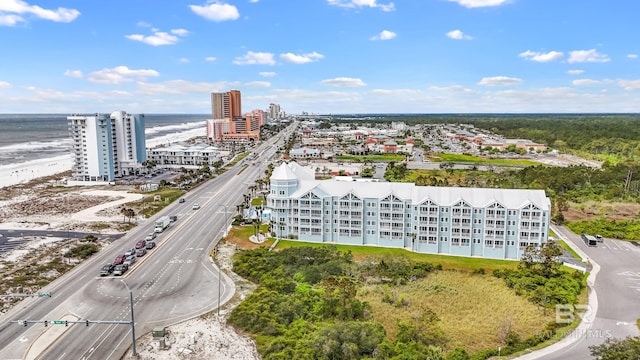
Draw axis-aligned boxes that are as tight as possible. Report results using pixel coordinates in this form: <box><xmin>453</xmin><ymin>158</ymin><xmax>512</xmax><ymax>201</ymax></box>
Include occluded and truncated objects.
<box><xmin>211</xmin><ymin>90</ymin><xmax>242</xmax><ymax>120</ymax></box>
<box><xmin>268</xmin><ymin>103</ymin><xmax>281</xmax><ymax>121</ymax></box>
<box><xmin>68</xmin><ymin>111</ymin><xmax>146</xmax><ymax>182</ymax></box>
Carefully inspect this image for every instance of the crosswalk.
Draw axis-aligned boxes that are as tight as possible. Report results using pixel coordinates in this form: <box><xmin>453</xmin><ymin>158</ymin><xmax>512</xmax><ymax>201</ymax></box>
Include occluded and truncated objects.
<box><xmin>598</xmin><ymin>239</ymin><xmax>640</xmax><ymax>252</ymax></box>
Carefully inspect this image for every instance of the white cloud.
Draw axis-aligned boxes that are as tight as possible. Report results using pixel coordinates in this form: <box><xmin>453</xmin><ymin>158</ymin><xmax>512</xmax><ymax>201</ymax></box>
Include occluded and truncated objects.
<box><xmin>0</xmin><ymin>81</ymin><xmax>11</xmax><ymax>89</ymax></box>
<box><xmin>627</xmin><ymin>54</ymin><xmax>638</xmax><ymax>59</ymax></box>
<box><xmin>136</xmin><ymin>80</ymin><xmax>228</xmax><ymax>95</ymax></box>
<box><xmin>428</xmin><ymin>85</ymin><xmax>475</xmax><ymax>93</ymax></box>
<box><xmin>477</xmin><ymin>76</ymin><xmax>522</xmax><ymax>86</ymax></box>
<box><xmin>136</xmin><ymin>21</ymin><xmax>151</xmax><ymax>27</ymax></box>
<box><xmin>369</xmin><ymin>88</ymin><xmax>418</xmax><ymax>95</ymax></box>
<box><xmin>189</xmin><ymin>1</ymin><xmax>240</xmax><ymax>22</ymax></box>
<box><xmin>447</xmin><ymin>0</ymin><xmax>510</xmax><ymax>8</ymax></box>
<box><xmin>567</xmin><ymin>69</ymin><xmax>584</xmax><ymax>75</ymax></box>
<box><xmin>568</xmin><ymin>49</ymin><xmax>610</xmax><ymax>63</ymax></box>
<box><xmin>279</xmin><ymin>52</ymin><xmax>324</xmax><ymax>64</ymax></box>
<box><xmin>327</xmin><ymin>0</ymin><xmax>395</xmax><ymax>12</ymax></box>
<box><xmin>259</xmin><ymin>72</ymin><xmax>276</xmax><ymax>77</ymax></box>
<box><xmin>179</xmin><ymin>58</ymin><xmax>190</xmax><ymax>63</ymax></box>
<box><xmin>0</xmin><ymin>0</ymin><xmax>80</xmax><ymax>23</ymax></box>
<box><xmin>64</xmin><ymin>70</ymin><xmax>83</xmax><ymax>78</ymax></box>
<box><xmin>617</xmin><ymin>79</ymin><xmax>640</xmax><ymax>91</ymax></box>
<box><xmin>88</xmin><ymin>66</ymin><xmax>159</xmax><ymax>84</ymax></box>
<box><xmin>125</xmin><ymin>28</ymin><xmax>189</xmax><ymax>46</ymax></box>
<box><xmin>321</xmin><ymin>77</ymin><xmax>367</xmax><ymax>87</ymax></box>
<box><xmin>205</xmin><ymin>56</ymin><xmax>217</xmax><ymax>62</ymax></box>
<box><xmin>249</xmin><ymin>0</ymin><xmax>259</xmax><ymax>2</ymax></box>
<box><xmin>245</xmin><ymin>81</ymin><xmax>271</xmax><ymax>87</ymax></box>
<box><xmin>446</xmin><ymin>30</ymin><xmax>472</xmax><ymax>40</ymax></box>
<box><xmin>233</xmin><ymin>51</ymin><xmax>276</xmax><ymax>65</ymax></box>
<box><xmin>370</xmin><ymin>30</ymin><xmax>396</xmax><ymax>41</ymax></box>
<box><xmin>171</xmin><ymin>28</ymin><xmax>190</xmax><ymax>36</ymax></box>
<box><xmin>0</xmin><ymin>14</ymin><xmax>23</xmax><ymax>26</ymax></box>
<box><xmin>519</xmin><ymin>50</ymin><xmax>563</xmax><ymax>62</ymax></box>
<box><xmin>572</xmin><ymin>79</ymin><xmax>600</xmax><ymax>86</ymax></box>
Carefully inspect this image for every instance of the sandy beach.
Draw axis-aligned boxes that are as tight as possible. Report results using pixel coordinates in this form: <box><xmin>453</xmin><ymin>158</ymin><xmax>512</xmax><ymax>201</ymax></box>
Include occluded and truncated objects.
<box><xmin>0</xmin><ymin>126</ymin><xmax>205</xmax><ymax>189</ymax></box>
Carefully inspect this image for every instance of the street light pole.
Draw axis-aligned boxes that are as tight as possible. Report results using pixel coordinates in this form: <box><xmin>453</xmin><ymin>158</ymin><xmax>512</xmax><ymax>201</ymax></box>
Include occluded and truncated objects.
<box><xmin>120</xmin><ymin>280</ymin><xmax>138</xmax><ymax>357</ymax></box>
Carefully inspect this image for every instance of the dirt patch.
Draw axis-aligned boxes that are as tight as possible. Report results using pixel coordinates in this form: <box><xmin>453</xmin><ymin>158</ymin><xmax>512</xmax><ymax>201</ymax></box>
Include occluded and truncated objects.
<box><xmin>564</xmin><ymin>202</ymin><xmax>640</xmax><ymax>222</ymax></box>
<box><xmin>225</xmin><ymin>226</ymin><xmax>267</xmax><ymax>250</ymax></box>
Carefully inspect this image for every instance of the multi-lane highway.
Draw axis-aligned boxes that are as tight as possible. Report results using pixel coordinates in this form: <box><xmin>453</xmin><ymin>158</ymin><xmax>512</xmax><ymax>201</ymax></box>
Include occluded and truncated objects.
<box><xmin>0</xmin><ymin>128</ymin><xmax>289</xmax><ymax>359</ymax></box>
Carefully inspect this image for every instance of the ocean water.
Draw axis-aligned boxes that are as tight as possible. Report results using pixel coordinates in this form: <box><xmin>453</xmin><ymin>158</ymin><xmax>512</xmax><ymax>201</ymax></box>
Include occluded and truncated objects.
<box><xmin>0</xmin><ymin>114</ymin><xmax>209</xmax><ymax>167</ymax></box>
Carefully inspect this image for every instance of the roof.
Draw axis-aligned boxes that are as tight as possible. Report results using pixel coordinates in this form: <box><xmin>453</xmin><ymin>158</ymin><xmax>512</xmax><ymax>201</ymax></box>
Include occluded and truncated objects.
<box><xmin>271</xmin><ymin>162</ymin><xmax>316</xmax><ymax>181</ymax></box>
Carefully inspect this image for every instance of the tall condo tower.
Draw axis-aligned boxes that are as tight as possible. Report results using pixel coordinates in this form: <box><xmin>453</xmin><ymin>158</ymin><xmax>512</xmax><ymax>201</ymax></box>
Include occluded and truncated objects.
<box><xmin>68</xmin><ymin>111</ymin><xmax>146</xmax><ymax>182</ymax></box>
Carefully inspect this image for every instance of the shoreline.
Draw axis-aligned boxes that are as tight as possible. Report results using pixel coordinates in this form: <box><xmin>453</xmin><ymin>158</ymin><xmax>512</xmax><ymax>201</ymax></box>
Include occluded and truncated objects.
<box><xmin>0</xmin><ymin>127</ymin><xmax>205</xmax><ymax>189</ymax></box>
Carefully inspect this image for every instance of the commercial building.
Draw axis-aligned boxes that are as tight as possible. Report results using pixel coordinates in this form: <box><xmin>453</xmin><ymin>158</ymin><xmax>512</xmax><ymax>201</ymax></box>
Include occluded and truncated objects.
<box><xmin>67</xmin><ymin>111</ymin><xmax>146</xmax><ymax>182</ymax></box>
<box><xmin>146</xmin><ymin>143</ymin><xmax>222</xmax><ymax>169</ymax></box>
<box><xmin>267</xmin><ymin>162</ymin><xmax>550</xmax><ymax>260</ymax></box>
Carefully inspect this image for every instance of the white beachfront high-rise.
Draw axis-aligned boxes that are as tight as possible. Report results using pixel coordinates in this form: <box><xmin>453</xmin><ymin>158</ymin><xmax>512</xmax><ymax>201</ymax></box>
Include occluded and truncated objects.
<box><xmin>267</xmin><ymin>162</ymin><xmax>551</xmax><ymax>260</ymax></box>
<box><xmin>67</xmin><ymin>111</ymin><xmax>146</xmax><ymax>182</ymax></box>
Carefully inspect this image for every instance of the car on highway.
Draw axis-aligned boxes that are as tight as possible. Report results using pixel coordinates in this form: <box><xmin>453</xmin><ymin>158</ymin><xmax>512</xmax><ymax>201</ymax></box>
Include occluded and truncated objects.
<box><xmin>99</xmin><ymin>264</ymin><xmax>115</xmax><ymax>276</ymax></box>
<box><xmin>192</xmin><ymin>204</ymin><xmax>200</xmax><ymax>210</ymax></box>
<box><xmin>114</xmin><ymin>254</ymin><xmax>126</xmax><ymax>265</ymax></box>
<box><xmin>145</xmin><ymin>241</ymin><xmax>156</xmax><ymax>250</ymax></box>
<box><xmin>113</xmin><ymin>264</ymin><xmax>128</xmax><ymax>276</ymax></box>
<box><xmin>135</xmin><ymin>248</ymin><xmax>147</xmax><ymax>257</ymax></box>
<box><xmin>145</xmin><ymin>232</ymin><xmax>156</xmax><ymax>241</ymax></box>
<box><xmin>135</xmin><ymin>240</ymin><xmax>147</xmax><ymax>249</ymax></box>
<box><xmin>123</xmin><ymin>255</ymin><xmax>136</xmax><ymax>267</ymax></box>
<box><xmin>179</xmin><ymin>198</ymin><xmax>185</xmax><ymax>203</ymax></box>
<box><xmin>124</xmin><ymin>248</ymin><xmax>136</xmax><ymax>257</ymax></box>
<box><xmin>170</xmin><ymin>215</ymin><xmax>178</xmax><ymax>222</ymax></box>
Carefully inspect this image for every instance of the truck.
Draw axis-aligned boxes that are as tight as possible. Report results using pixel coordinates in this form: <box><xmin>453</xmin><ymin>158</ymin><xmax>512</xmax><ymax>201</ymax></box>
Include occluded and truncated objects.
<box><xmin>154</xmin><ymin>215</ymin><xmax>171</xmax><ymax>233</ymax></box>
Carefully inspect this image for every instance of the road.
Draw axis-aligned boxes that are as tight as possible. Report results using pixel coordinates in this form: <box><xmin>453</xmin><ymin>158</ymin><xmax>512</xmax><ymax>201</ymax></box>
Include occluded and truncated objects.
<box><xmin>0</xmin><ymin>128</ymin><xmax>288</xmax><ymax>360</ymax></box>
<box><xmin>519</xmin><ymin>226</ymin><xmax>640</xmax><ymax>359</ymax></box>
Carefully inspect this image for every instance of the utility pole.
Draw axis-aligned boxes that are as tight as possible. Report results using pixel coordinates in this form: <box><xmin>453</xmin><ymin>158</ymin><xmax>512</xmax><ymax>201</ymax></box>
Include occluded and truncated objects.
<box><xmin>121</xmin><ymin>280</ymin><xmax>138</xmax><ymax>357</ymax></box>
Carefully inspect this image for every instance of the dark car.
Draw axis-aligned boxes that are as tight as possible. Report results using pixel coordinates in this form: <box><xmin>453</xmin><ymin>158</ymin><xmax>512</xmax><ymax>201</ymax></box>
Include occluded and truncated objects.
<box><xmin>100</xmin><ymin>264</ymin><xmax>115</xmax><ymax>276</ymax></box>
<box><xmin>135</xmin><ymin>240</ymin><xmax>146</xmax><ymax>249</ymax></box>
<box><xmin>170</xmin><ymin>215</ymin><xmax>178</xmax><ymax>222</ymax></box>
<box><xmin>179</xmin><ymin>198</ymin><xmax>185</xmax><ymax>203</ymax></box>
<box><xmin>114</xmin><ymin>254</ymin><xmax>127</xmax><ymax>265</ymax></box>
<box><xmin>145</xmin><ymin>241</ymin><xmax>156</xmax><ymax>250</ymax></box>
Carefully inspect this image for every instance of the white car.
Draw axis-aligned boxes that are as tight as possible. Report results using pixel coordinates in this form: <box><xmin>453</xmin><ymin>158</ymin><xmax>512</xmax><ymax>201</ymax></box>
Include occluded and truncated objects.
<box><xmin>192</xmin><ymin>204</ymin><xmax>200</xmax><ymax>210</ymax></box>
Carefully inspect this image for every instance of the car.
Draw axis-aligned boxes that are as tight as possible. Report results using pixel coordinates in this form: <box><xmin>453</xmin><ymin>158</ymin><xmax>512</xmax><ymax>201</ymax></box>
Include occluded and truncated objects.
<box><xmin>145</xmin><ymin>234</ymin><xmax>156</xmax><ymax>241</ymax></box>
<box><xmin>114</xmin><ymin>254</ymin><xmax>126</xmax><ymax>265</ymax></box>
<box><xmin>135</xmin><ymin>240</ymin><xmax>147</xmax><ymax>249</ymax></box>
<box><xmin>113</xmin><ymin>264</ymin><xmax>128</xmax><ymax>276</ymax></box>
<box><xmin>135</xmin><ymin>248</ymin><xmax>147</xmax><ymax>257</ymax></box>
<box><xmin>146</xmin><ymin>232</ymin><xmax>156</xmax><ymax>240</ymax></box>
<box><xmin>123</xmin><ymin>255</ymin><xmax>137</xmax><ymax>267</ymax></box>
<box><xmin>145</xmin><ymin>241</ymin><xmax>156</xmax><ymax>250</ymax></box>
<box><xmin>124</xmin><ymin>248</ymin><xmax>136</xmax><ymax>257</ymax></box>
<box><xmin>170</xmin><ymin>215</ymin><xmax>178</xmax><ymax>222</ymax></box>
<box><xmin>179</xmin><ymin>198</ymin><xmax>185</xmax><ymax>203</ymax></box>
<box><xmin>192</xmin><ymin>204</ymin><xmax>200</xmax><ymax>210</ymax></box>
<box><xmin>596</xmin><ymin>234</ymin><xmax>604</xmax><ymax>242</ymax></box>
<box><xmin>100</xmin><ymin>264</ymin><xmax>115</xmax><ymax>276</ymax></box>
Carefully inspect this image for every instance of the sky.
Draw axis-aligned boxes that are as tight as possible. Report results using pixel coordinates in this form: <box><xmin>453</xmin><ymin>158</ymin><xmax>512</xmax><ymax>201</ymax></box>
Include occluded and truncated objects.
<box><xmin>1</xmin><ymin>0</ymin><xmax>640</xmax><ymax>115</ymax></box>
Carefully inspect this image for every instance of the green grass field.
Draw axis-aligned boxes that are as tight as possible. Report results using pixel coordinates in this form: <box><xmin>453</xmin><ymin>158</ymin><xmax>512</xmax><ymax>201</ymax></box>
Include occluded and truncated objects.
<box><xmin>275</xmin><ymin>240</ymin><xmax>518</xmax><ymax>271</ymax></box>
<box><xmin>431</xmin><ymin>153</ymin><xmax>540</xmax><ymax>166</ymax></box>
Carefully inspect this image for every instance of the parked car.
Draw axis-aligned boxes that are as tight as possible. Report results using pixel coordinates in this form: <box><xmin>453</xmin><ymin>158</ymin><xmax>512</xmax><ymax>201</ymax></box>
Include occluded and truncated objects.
<box><xmin>100</xmin><ymin>264</ymin><xmax>115</xmax><ymax>276</ymax></box>
<box><xmin>123</xmin><ymin>255</ymin><xmax>137</xmax><ymax>267</ymax></box>
<box><xmin>179</xmin><ymin>198</ymin><xmax>185</xmax><ymax>203</ymax></box>
<box><xmin>145</xmin><ymin>241</ymin><xmax>156</xmax><ymax>250</ymax></box>
<box><xmin>135</xmin><ymin>240</ymin><xmax>147</xmax><ymax>249</ymax></box>
<box><xmin>136</xmin><ymin>248</ymin><xmax>147</xmax><ymax>257</ymax></box>
<box><xmin>113</xmin><ymin>264</ymin><xmax>128</xmax><ymax>276</ymax></box>
<box><xmin>192</xmin><ymin>204</ymin><xmax>200</xmax><ymax>210</ymax></box>
<box><xmin>124</xmin><ymin>248</ymin><xmax>136</xmax><ymax>257</ymax></box>
<box><xmin>114</xmin><ymin>254</ymin><xmax>127</xmax><ymax>265</ymax></box>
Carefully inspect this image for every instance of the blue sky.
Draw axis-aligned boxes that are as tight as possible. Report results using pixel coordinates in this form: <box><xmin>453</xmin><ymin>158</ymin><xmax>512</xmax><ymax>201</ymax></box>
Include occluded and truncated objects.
<box><xmin>1</xmin><ymin>0</ymin><xmax>640</xmax><ymax>114</ymax></box>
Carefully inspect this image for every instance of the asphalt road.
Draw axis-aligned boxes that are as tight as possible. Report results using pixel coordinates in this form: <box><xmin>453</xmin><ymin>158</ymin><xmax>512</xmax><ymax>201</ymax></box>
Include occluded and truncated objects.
<box><xmin>0</xmin><ymin>128</ymin><xmax>288</xmax><ymax>359</ymax></box>
<box><xmin>534</xmin><ymin>226</ymin><xmax>640</xmax><ymax>359</ymax></box>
